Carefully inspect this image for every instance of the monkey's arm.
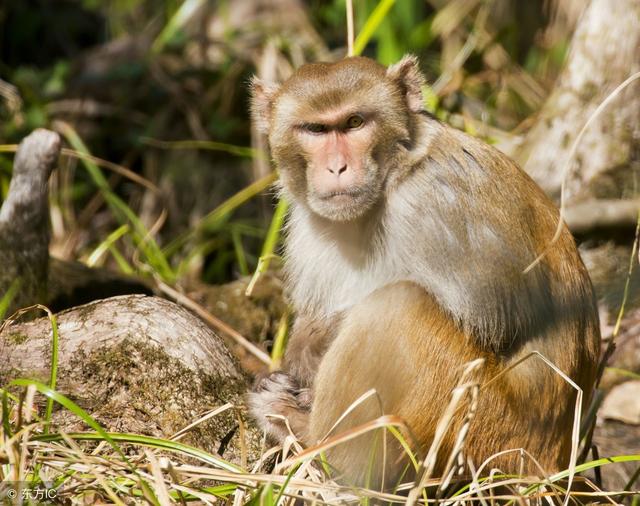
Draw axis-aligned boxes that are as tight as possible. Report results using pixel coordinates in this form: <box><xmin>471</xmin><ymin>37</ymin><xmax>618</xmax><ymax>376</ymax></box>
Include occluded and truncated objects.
<box><xmin>247</xmin><ymin>313</ymin><xmax>341</xmax><ymax>443</ymax></box>
<box><xmin>283</xmin><ymin>313</ymin><xmax>342</xmax><ymax>387</ymax></box>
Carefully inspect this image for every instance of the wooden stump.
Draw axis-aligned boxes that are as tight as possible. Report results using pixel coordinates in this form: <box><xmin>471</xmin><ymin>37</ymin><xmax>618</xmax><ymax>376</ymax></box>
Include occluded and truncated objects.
<box><xmin>0</xmin><ymin>294</ymin><xmax>263</xmax><ymax>466</ymax></box>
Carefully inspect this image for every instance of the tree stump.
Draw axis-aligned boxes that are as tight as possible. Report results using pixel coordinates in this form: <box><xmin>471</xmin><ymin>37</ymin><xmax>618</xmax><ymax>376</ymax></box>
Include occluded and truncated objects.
<box><xmin>0</xmin><ymin>294</ymin><xmax>263</xmax><ymax>466</ymax></box>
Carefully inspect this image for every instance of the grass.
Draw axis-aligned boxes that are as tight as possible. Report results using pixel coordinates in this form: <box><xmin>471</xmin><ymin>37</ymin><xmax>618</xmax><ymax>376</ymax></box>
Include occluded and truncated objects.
<box><xmin>1</xmin><ymin>0</ymin><xmax>640</xmax><ymax>503</ymax></box>
<box><xmin>56</xmin><ymin>120</ymin><xmax>176</xmax><ymax>284</ymax></box>
<box><xmin>1</xmin><ymin>377</ymin><xmax>639</xmax><ymax>504</ymax></box>
<box><xmin>1</xmin><ymin>302</ymin><xmax>638</xmax><ymax>504</ymax></box>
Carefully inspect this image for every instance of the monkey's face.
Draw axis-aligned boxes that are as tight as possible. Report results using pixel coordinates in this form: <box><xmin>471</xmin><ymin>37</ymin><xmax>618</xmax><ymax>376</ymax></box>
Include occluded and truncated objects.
<box><xmin>252</xmin><ymin>56</ymin><xmax>421</xmax><ymax>222</ymax></box>
<box><xmin>276</xmin><ymin>105</ymin><xmax>385</xmax><ymax>222</ymax></box>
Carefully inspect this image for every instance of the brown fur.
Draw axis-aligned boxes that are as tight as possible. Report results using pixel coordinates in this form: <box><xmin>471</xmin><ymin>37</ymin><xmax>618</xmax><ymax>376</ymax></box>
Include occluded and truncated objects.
<box><xmin>248</xmin><ymin>55</ymin><xmax>601</xmax><ymax>489</ymax></box>
<box><xmin>310</xmin><ymin>282</ymin><xmax>598</xmax><ymax>485</ymax></box>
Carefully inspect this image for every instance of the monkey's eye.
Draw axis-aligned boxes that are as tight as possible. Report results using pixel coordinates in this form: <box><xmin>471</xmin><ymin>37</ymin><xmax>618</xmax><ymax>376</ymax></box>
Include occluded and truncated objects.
<box><xmin>346</xmin><ymin>115</ymin><xmax>364</xmax><ymax>129</ymax></box>
<box><xmin>304</xmin><ymin>123</ymin><xmax>327</xmax><ymax>134</ymax></box>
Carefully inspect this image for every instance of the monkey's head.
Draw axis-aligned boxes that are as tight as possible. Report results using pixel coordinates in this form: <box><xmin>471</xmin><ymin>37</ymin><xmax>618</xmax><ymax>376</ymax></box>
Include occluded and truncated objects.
<box><xmin>251</xmin><ymin>55</ymin><xmax>426</xmax><ymax>222</ymax></box>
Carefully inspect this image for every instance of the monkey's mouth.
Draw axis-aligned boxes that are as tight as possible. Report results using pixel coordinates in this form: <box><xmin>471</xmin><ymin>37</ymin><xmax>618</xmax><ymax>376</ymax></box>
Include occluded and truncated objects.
<box><xmin>309</xmin><ymin>185</ymin><xmax>375</xmax><ymax>222</ymax></box>
<box><xmin>319</xmin><ymin>188</ymin><xmax>364</xmax><ymax>200</ymax></box>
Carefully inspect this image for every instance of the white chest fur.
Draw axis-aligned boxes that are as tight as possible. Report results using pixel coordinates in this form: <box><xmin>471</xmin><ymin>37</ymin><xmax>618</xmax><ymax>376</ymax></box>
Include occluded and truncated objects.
<box><xmin>283</xmin><ymin>199</ymin><xmax>413</xmax><ymax>317</ymax></box>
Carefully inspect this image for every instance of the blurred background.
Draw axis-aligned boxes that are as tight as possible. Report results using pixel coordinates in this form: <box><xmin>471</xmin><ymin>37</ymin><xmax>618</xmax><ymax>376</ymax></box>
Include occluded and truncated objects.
<box><xmin>0</xmin><ymin>0</ymin><xmax>589</xmax><ymax>287</ymax></box>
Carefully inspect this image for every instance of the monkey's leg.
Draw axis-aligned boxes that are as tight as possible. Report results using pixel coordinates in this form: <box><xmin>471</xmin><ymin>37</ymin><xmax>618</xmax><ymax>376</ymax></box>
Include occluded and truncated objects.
<box><xmin>306</xmin><ymin>281</ymin><xmax>478</xmax><ymax>488</ymax></box>
<box><xmin>307</xmin><ymin>281</ymin><xmax>580</xmax><ymax>489</ymax></box>
<box><xmin>252</xmin><ymin>284</ymin><xmax>590</xmax><ymax>485</ymax></box>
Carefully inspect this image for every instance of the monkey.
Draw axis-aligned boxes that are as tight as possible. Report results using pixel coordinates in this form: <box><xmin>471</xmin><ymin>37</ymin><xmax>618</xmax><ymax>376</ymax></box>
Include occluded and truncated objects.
<box><xmin>247</xmin><ymin>55</ymin><xmax>601</xmax><ymax>488</ymax></box>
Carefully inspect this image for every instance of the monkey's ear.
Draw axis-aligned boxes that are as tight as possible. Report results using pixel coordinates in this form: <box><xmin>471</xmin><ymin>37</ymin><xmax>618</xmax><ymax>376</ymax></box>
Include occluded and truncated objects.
<box><xmin>250</xmin><ymin>76</ymin><xmax>279</xmax><ymax>134</ymax></box>
<box><xmin>386</xmin><ymin>54</ymin><xmax>426</xmax><ymax>113</ymax></box>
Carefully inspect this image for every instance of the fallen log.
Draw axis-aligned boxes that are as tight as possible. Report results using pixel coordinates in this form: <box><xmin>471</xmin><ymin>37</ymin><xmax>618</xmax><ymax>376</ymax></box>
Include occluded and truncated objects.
<box><xmin>0</xmin><ymin>294</ymin><xmax>263</xmax><ymax>466</ymax></box>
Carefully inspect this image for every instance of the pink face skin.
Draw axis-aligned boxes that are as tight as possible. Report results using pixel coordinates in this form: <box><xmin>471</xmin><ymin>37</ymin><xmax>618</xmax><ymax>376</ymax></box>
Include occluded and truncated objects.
<box><xmin>295</xmin><ymin>110</ymin><xmax>379</xmax><ymax>221</ymax></box>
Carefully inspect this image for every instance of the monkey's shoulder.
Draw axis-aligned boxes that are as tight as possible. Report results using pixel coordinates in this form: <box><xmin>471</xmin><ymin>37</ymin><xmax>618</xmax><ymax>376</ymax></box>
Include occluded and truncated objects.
<box><xmin>403</xmin><ymin>118</ymin><xmax>561</xmax><ymax>231</ymax></box>
<box><xmin>426</xmin><ymin>121</ymin><xmax>542</xmax><ymax>188</ymax></box>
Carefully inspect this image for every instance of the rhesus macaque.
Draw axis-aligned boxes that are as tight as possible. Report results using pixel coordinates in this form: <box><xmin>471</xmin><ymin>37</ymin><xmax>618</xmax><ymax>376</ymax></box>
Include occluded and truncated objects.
<box><xmin>248</xmin><ymin>55</ymin><xmax>600</xmax><ymax>487</ymax></box>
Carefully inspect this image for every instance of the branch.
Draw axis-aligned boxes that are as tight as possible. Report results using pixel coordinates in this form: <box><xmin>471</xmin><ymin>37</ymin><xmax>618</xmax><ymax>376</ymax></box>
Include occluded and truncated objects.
<box><xmin>564</xmin><ymin>199</ymin><xmax>640</xmax><ymax>235</ymax></box>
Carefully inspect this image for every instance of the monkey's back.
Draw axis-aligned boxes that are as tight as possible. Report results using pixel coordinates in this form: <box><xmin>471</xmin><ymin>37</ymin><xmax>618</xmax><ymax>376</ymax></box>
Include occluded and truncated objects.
<box><xmin>385</xmin><ymin>118</ymin><xmax>599</xmax><ymax>352</ymax></box>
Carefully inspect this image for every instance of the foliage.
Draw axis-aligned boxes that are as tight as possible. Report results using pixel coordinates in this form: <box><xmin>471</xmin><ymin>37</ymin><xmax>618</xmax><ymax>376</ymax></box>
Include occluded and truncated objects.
<box><xmin>1</xmin><ymin>0</ymin><xmax>638</xmax><ymax>503</ymax></box>
<box><xmin>0</xmin><ymin>0</ymin><xmax>572</xmax><ymax>285</ymax></box>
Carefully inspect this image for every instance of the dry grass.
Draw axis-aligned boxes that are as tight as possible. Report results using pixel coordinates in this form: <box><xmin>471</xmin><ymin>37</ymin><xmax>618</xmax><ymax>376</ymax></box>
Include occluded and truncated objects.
<box><xmin>1</xmin><ymin>303</ymin><xmax>638</xmax><ymax>505</ymax></box>
<box><xmin>1</xmin><ymin>363</ymin><xmax>637</xmax><ymax>505</ymax></box>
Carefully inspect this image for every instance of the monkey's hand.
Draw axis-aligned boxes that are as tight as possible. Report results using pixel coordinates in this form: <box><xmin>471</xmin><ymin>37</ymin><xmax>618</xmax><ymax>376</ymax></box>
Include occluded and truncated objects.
<box><xmin>247</xmin><ymin>372</ymin><xmax>312</xmax><ymax>444</ymax></box>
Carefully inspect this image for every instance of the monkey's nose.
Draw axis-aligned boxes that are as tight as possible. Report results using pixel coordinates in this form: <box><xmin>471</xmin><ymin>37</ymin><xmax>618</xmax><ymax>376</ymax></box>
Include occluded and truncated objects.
<box><xmin>328</xmin><ymin>165</ymin><xmax>348</xmax><ymax>175</ymax></box>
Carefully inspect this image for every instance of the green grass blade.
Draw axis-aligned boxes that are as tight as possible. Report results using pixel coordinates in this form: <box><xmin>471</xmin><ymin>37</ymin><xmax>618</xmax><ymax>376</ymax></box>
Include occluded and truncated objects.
<box><xmin>260</xmin><ymin>482</ymin><xmax>275</xmax><ymax>506</ymax></box>
<box><xmin>201</xmin><ymin>484</ymin><xmax>239</xmax><ymax>498</ymax></box>
<box><xmin>231</xmin><ymin>226</ymin><xmax>250</xmax><ymax>276</ymax></box>
<box><xmin>270</xmin><ymin>311</ymin><xmax>290</xmax><ymax>371</ymax></box>
<box><xmin>273</xmin><ymin>463</ymin><xmax>300</xmax><ymax>504</ymax></box>
<box><xmin>108</xmin><ymin>245</ymin><xmax>135</xmax><ymax>275</ymax></box>
<box><xmin>87</xmin><ymin>224</ymin><xmax>130</xmax><ymax>267</ymax></box>
<box><xmin>34</xmin><ymin>431</ymin><xmax>244</xmax><ymax>472</ymax></box>
<box><xmin>354</xmin><ymin>0</ymin><xmax>397</xmax><ymax>56</ymax></box>
<box><xmin>259</xmin><ymin>198</ymin><xmax>288</xmax><ymax>260</ymax></box>
<box><xmin>0</xmin><ymin>278</ymin><xmax>20</xmax><ymax>320</ymax></box>
<box><xmin>245</xmin><ymin>197</ymin><xmax>288</xmax><ymax>296</ymax></box>
<box><xmin>483</xmin><ymin>454</ymin><xmax>640</xmax><ymax>504</ymax></box>
<box><xmin>43</xmin><ymin>310</ymin><xmax>59</xmax><ymax>431</ymax></box>
<box><xmin>151</xmin><ymin>0</ymin><xmax>206</xmax><ymax>53</ymax></box>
